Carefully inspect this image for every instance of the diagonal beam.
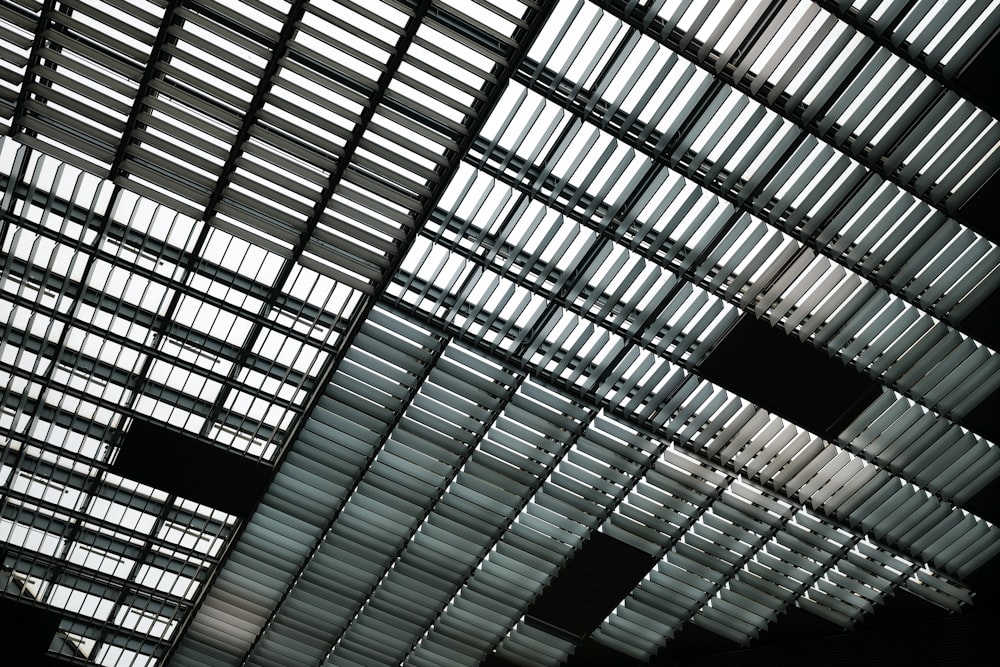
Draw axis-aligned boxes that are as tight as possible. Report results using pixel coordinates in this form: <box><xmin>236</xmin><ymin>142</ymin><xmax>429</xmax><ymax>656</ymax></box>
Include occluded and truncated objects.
<box><xmin>164</xmin><ymin>2</ymin><xmax>561</xmax><ymax>663</ymax></box>
<box><xmin>462</xmin><ymin>417</ymin><xmax>726</xmax><ymax>664</ymax></box>
<box><xmin>402</xmin><ymin>171</ymin><xmax>989</xmax><ymax>528</ymax></box>
<box><xmin>238</xmin><ymin>317</ymin><xmax>453</xmax><ymax>666</ymax></box>
<box><xmin>383</xmin><ymin>294</ymin><xmax>985</xmax><ymax>592</ymax></box>
<box><xmin>111</xmin><ymin>3</ymin><xmax>324</xmax><ymax>457</ymax></box>
<box><xmin>591</xmin><ymin>0</ymin><xmax>995</xmax><ymax>238</ymax></box>
<box><xmin>491</xmin><ymin>60</ymin><xmax>1000</xmax><ymax>421</ymax></box>
<box><xmin>195</xmin><ymin>0</ymin><xmax>309</xmax><ymax>225</ymax></box>
<box><xmin>377</xmin><ymin>292</ymin><xmax>977</xmax><ymax>660</ymax></box>
<box><xmin>813</xmin><ymin>0</ymin><xmax>1000</xmax><ymax>86</ymax></box>
<box><xmin>318</xmin><ymin>369</ymin><xmax>531</xmax><ymax>666</ymax></box>
<box><xmin>106</xmin><ymin>0</ymin><xmax>183</xmax><ymax>181</ymax></box>
<box><xmin>7</xmin><ymin>0</ymin><xmax>56</xmax><ymax>139</ymax></box>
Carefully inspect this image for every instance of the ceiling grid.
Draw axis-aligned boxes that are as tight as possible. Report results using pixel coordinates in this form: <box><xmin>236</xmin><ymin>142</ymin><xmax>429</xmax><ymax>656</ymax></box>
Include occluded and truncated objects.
<box><xmin>1</xmin><ymin>1</ymin><xmax>999</xmax><ymax>666</ymax></box>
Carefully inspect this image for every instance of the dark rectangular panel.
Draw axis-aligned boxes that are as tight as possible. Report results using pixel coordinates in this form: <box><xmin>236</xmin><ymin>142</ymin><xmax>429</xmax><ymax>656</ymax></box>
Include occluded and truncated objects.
<box><xmin>957</xmin><ymin>167</ymin><xmax>1000</xmax><ymax>246</ymax></box>
<box><xmin>696</xmin><ymin>315</ymin><xmax>882</xmax><ymax>440</ymax></box>
<box><xmin>960</xmin><ymin>282</ymin><xmax>1000</xmax><ymax>352</ymax></box>
<box><xmin>0</xmin><ymin>595</ymin><xmax>61</xmax><ymax>662</ymax></box>
<box><xmin>956</xmin><ymin>32</ymin><xmax>1000</xmax><ymax>121</ymax></box>
<box><xmin>652</xmin><ymin>609</ymin><xmax>999</xmax><ymax>667</ymax></box>
<box><xmin>961</xmin><ymin>382</ymin><xmax>1000</xmax><ymax>444</ymax></box>
<box><xmin>562</xmin><ymin>637</ymin><xmax>645</xmax><ymax>667</ymax></box>
<box><xmin>113</xmin><ymin>420</ymin><xmax>271</xmax><ymax>517</ymax></box>
<box><xmin>955</xmin><ymin>33</ymin><xmax>1000</xmax><ymax>245</ymax></box>
<box><xmin>525</xmin><ymin>531</ymin><xmax>658</xmax><ymax>637</ymax></box>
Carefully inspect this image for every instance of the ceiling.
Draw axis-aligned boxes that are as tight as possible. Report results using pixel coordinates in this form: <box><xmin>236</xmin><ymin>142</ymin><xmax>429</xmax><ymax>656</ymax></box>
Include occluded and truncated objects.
<box><xmin>1</xmin><ymin>1</ymin><xmax>999</xmax><ymax>665</ymax></box>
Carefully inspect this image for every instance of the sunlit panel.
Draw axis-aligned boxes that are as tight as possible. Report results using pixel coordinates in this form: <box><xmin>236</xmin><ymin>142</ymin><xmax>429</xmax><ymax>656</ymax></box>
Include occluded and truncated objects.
<box><xmin>2</xmin><ymin>2</ymin><xmax>998</xmax><ymax>666</ymax></box>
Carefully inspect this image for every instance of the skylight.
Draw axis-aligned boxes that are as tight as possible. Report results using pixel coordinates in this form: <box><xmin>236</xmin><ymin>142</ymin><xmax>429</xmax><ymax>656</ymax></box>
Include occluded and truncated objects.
<box><xmin>2</xmin><ymin>2</ymin><xmax>999</xmax><ymax>666</ymax></box>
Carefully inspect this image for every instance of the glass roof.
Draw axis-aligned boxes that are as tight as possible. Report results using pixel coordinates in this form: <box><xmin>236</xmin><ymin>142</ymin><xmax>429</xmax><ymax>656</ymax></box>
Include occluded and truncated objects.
<box><xmin>1</xmin><ymin>1</ymin><xmax>999</xmax><ymax>665</ymax></box>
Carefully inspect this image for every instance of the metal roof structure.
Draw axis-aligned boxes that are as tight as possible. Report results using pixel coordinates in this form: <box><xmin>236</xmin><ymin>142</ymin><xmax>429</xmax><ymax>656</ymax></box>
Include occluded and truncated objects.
<box><xmin>1</xmin><ymin>1</ymin><xmax>999</xmax><ymax>665</ymax></box>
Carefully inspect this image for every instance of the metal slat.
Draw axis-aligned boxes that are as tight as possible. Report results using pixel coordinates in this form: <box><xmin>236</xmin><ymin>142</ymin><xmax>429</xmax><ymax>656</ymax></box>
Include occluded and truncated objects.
<box><xmin>5</xmin><ymin>3</ymin><xmax>1000</xmax><ymax>666</ymax></box>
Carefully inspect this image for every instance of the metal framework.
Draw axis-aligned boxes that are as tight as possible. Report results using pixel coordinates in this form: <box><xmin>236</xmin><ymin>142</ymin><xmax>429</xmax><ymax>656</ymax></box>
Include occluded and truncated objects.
<box><xmin>1</xmin><ymin>1</ymin><xmax>999</xmax><ymax>666</ymax></box>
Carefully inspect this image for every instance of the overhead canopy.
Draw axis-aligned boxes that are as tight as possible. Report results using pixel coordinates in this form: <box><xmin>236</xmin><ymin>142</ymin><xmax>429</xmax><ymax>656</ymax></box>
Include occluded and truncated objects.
<box><xmin>1</xmin><ymin>1</ymin><xmax>999</xmax><ymax>666</ymax></box>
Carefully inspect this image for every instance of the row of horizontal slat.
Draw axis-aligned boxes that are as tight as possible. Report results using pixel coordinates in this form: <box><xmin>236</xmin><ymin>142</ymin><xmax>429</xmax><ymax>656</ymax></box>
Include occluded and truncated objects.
<box><xmin>161</xmin><ymin>1</ymin><xmax>1000</xmax><ymax>664</ymax></box>
<box><xmin>405</xmin><ymin>412</ymin><xmax>662</xmax><ymax>667</ymax></box>
<box><xmin>0</xmin><ymin>0</ymin><xmax>39</xmax><ymax>120</ymax></box>
<box><xmin>840</xmin><ymin>390</ymin><xmax>1000</xmax><ymax>503</ymax></box>
<box><xmin>835</xmin><ymin>0</ymin><xmax>999</xmax><ymax>78</ymax></box>
<box><xmin>325</xmin><ymin>388</ymin><xmax>576</xmax><ymax>666</ymax></box>
<box><xmin>596</xmin><ymin>489</ymin><xmax>977</xmax><ymax>657</ymax></box>
<box><xmin>245</xmin><ymin>313</ymin><xmax>461</xmax><ymax>667</ymax></box>
<box><xmin>394</xmin><ymin>152</ymin><xmax>1000</xmax><ymax>565</ymax></box>
<box><xmin>0</xmin><ymin>0</ymin><xmax>525</xmax><ymax>296</ymax></box>
<box><xmin>376</xmin><ymin>288</ymin><xmax>997</xmax><ymax>657</ymax></box>
<box><xmin>493</xmin><ymin>619</ymin><xmax>578</xmax><ymax>667</ymax></box>
<box><xmin>387</xmin><ymin>133</ymin><xmax>1000</xmax><ymax>658</ymax></box>
<box><xmin>166</xmin><ymin>302</ymin><xmax>992</xmax><ymax>664</ymax></box>
<box><xmin>0</xmin><ymin>1</ymin><xmax>555</xmax><ymax>664</ymax></box>
<box><xmin>598</xmin><ymin>483</ymin><xmax>794</xmax><ymax>653</ymax></box>
<box><xmin>756</xmin><ymin>252</ymin><xmax>1000</xmax><ymax>420</ymax></box>
<box><xmin>378</xmin><ymin>0</ymin><xmax>1000</xmax><ymax>656</ymax></box>
<box><xmin>673</xmin><ymin>383</ymin><xmax>1000</xmax><ymax>577</ymax></box>
<box><xmin>171</xmin><ymin>309</ymin><xmax>444</xmax><ymax>666</ymax></box>
<box><xmin>603</xmin><ymin>0</ymin><xmax>1000</xmax><ymax>213</ymax></box>
<box><xmin>514</xmin><ymin>0</ymin><xmax>1000</xmax><ymax>332</ymax></box>
<box><xmin>467</xmin><ymin>73</ymin><xmax>1000</xmax><ymax>424</ymax></box>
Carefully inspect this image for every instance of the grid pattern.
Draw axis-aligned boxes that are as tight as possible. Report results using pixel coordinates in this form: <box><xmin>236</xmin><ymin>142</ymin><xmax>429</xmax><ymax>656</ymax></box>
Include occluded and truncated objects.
<box><xmin>0</xmin><ymin>138</ymin><xmax>359</xmax><ymax>459</ymax></box>
<box><xmin>1</xmin><ymin>1</ymin><xmax>999</xmax><ymax>666</ymax></box>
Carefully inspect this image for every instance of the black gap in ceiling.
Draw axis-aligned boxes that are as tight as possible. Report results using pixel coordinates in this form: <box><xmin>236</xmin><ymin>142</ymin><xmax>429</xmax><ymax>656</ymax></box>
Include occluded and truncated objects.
<box><xmin>644</xmin><ymin>590</ymin><xmax>988</xmax><ymax>667</ymax></box>
<box><xmin>668</xmin><ymin>608</ymin><xmax>997</xmax><ymax>667</ymax></box>
<box><xmin>696</xmin><ymin>315</ymin><xmax>882</xmax><ymax>440</ymax></box>
<box><xmin>966</xmin><ymin>552</ymin><xmax>1000</xmax><ymax>617</ymax></box>
<box><xmin>524</xmin><ymin>531</ymin><xmax>659</xmax><ymax>638</ymax></box>
<box><xmin>957</xmin><ymin>31</ymin><xmax>1000</xmax><ymax>125</ymax></box>
<box><xmin>0</xmin><ymin>595</ymin><xmax>64</xmax><ymax>666</ymax></box>
<box><xmin>958</xmin><ymin>164</ymin><xmax>1000</xmax><ymax>247</ymax></box>
<box><xmin>658</xmin><ymin>617</ymin><xmax>755</xmax><ymax>661</ymax></box>
<box><xmin>738</xmin><ymin>600</ymin><xmax>843</xmax><ymax>649</ymax></box>
<box><xmin>852</xmin><ymin>586</ymin><xmax>953</xmax><ymax>632</ymax></box>
<box><xmin>480</xmin><ymin>655</ymin><xmax>522</xmax><ymax>667</ymax></box>
<box><xmin>956</xmin><ymin>27</ymin><xmax>1000</xmax><ymax>247</ymax></box>
<box><xmin>960</xmin><ymin>278</ymin><xmax>1000</xmax><ymax>365</ymax></box>
<box><xmin>562</xmin><ymin>636</ymin><xmax>643</xmax><ymax>666</ymax></box>
<box><xmin>964</xmin><ymin>471</ymin><xmax>1000</xmax><ymax>527</ymax></box>
<box><xmin>960</xmin><ymin>381</ymin><xmax>1000</xmax><ymax>444</ymax></box>
<box><xmin>113</xmin><ymin>419</ymin><xmax>271</xmax><ymax>518</ymax></box>
<box><xmin>963</xmin><ymin>483</ymin><xmax>1000</xmax><ymax>620</ymax></box>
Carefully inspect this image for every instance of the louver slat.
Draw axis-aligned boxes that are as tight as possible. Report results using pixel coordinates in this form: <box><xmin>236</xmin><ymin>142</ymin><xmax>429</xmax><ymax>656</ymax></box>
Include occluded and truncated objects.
<box><xmin>4</xmin><ymin>3</ymin><xmax>999</xmax><ymax>667</ymax></box>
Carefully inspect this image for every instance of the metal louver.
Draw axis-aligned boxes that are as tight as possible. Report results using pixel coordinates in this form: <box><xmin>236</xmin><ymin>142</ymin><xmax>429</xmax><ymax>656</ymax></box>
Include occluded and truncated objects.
<box><xmin>1</xmin><ymin>1</ymin><xmax>999</xmax><ymax>666</ymax></box>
